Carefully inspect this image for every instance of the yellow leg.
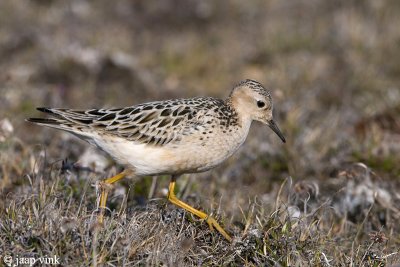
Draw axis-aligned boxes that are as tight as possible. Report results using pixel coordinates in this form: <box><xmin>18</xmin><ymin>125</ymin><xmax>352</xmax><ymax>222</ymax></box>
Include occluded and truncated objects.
<box><xmin>167</xmin><ymin>177</ymin><xmax>232</xmax><ymax>242</ymax></box>
<box><xmin>97</xmin><ymin>170</ymin><xmax>128</xmax><ymax>224</ymax></box>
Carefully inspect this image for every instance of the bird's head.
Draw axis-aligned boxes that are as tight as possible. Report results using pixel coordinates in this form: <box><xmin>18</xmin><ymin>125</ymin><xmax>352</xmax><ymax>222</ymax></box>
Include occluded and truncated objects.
<box><xmin>229</xmin><ymin>79</ymin><xmax>286</xmax><ymax>143</ymax></box>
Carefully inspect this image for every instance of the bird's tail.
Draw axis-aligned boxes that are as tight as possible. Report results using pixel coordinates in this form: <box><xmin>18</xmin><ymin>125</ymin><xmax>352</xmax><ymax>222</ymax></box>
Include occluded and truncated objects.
<box><xmin>27</xmin><ymin>107</ymin><xmax>99</xmax><ymax>138</ymax></box>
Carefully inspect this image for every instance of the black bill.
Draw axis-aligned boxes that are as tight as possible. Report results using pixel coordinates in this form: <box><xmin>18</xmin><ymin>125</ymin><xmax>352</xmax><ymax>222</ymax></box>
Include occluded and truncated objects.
<box><xmin>268</xmin><ymin>120</ymin><xmax>286</xmax><ymax>143</ymax></box>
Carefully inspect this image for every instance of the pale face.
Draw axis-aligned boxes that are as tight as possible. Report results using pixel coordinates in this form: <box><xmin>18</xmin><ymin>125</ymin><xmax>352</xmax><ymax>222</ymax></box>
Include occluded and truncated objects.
<box><xmin>230</xmin><ymin>80</ymin><xmax>286</xmax><ymax>143</ymax></box>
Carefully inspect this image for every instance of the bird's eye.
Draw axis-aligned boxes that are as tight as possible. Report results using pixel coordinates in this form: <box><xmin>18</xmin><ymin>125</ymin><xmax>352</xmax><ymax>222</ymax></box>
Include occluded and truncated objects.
<box><xmin>257</xmin><ymin>100</ymin><xmax>265</xmax><ymax>108</ymax></box>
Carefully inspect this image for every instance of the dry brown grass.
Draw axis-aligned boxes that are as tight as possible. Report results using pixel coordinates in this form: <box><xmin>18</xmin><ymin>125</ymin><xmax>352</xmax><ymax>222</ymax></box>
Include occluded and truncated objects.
<box><xmin>1</xmin><ymin>137</ymin><xmax>399</xmax><ymax>266</ymax></box>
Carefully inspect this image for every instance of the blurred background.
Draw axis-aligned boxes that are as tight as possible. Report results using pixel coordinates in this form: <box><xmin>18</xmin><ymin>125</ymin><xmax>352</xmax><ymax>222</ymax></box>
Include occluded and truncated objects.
<box><xmin>0</xmin><ymin>0</ymin><xmax>399</xmax><ymax>263</ymax></box>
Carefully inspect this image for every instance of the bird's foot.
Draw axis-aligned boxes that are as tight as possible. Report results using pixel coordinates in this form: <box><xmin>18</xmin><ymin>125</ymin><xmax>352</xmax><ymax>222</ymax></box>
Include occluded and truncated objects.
<box><xmin>204</xmin><ymin>216</ymin><xmax>232</xmax><ymax>242</ymax></box>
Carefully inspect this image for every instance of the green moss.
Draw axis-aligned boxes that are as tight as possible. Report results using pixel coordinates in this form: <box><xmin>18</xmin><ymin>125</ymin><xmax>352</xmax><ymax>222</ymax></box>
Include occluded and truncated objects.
<box><xmin>131</xmin><ymin>176</ymin><xmax>152</xmax><ymax>196</ymax></box>
<box><xmin>260</xmin><ymin>155</ymin><xmax>289</xmax><ymax>173</ymax></box>
<box><xmin>352</xmin><ymin>151</ymin><xmax>400</xmax><ymax>177</ymax></box>
<box><xmin>159</xmin><ymin>43</ymin><xmax>220</xmax><ymax>80</ymax></box>
<box><xmin>261</xmin><ymin>33</ymin><xmax>317</xmax><ymax>59</ymax></box>
<box><xmin>19</xmin><ymin>100</ymin><xmax>36</xmax><ymax>115</ymax></box>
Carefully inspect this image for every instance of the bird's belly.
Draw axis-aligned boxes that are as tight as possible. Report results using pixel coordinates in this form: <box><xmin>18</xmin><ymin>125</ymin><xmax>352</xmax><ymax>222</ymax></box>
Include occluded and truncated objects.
<box><xmin>93</xmin><ymin>133</ymin><xmax>245</xmax><ymax>176</ymax></box>
<box><xmin>165</xmin><ymin>132</ymin><xmax>247</xmax><ymax>173</ymax></box>
<box><xmin>176</xmin><ymin>141</ymin><xmax>241</xmax><ymax>172</ymax></box>
<box><xmin>94</xmin><ymin>136</ymin><xmax>182</xmax><ymax>176</ymax></box>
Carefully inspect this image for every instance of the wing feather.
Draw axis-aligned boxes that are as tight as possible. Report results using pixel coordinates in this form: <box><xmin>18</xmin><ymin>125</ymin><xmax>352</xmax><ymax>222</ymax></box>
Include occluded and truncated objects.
<box><xmin>29</xmin><ymin>97</ymin><xmax>222</xmax><ymax>146</ymax></box>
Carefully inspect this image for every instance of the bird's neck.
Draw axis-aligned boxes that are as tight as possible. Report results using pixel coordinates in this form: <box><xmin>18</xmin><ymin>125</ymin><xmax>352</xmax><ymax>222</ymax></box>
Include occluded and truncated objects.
<box><xmin>225</xmin><ymin>97</ymin><xmax>252</xmax><ymax>129</ymax></box>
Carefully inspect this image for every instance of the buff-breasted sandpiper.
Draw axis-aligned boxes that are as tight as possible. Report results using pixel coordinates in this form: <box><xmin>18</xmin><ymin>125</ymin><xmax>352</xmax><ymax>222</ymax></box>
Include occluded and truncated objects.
<box><xmin>28</xmin><ymin>79</ymin><xmax>286</xmax><ymax>241</ymax></box>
